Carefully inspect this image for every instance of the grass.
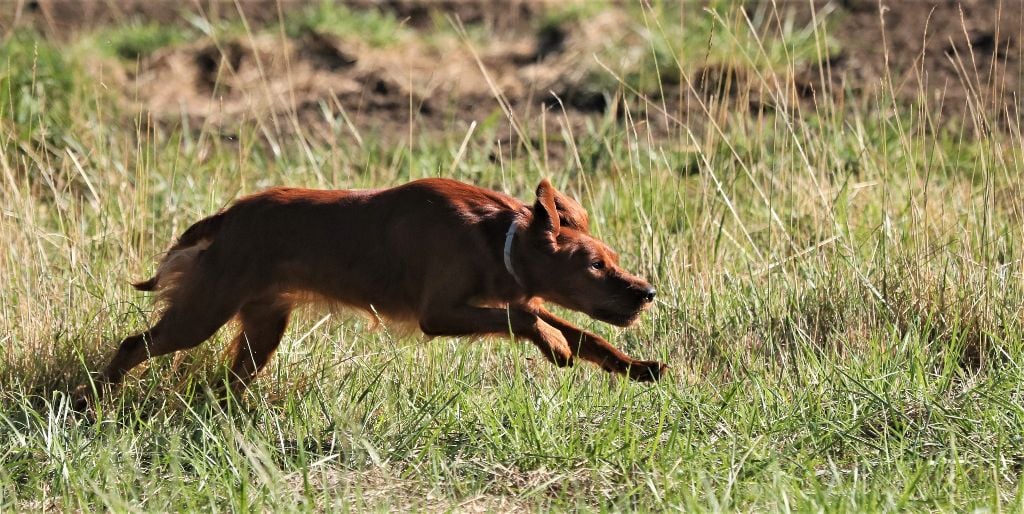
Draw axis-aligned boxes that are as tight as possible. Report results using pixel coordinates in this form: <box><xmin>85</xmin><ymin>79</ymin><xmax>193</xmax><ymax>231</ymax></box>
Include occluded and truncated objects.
<box><xmin>95</xmin><ymin>21</ymin><xmax>193</xmax><ymax>60</ymax></box>
<box><xmin>284</xmin><ymin>1</ymin><xmax>410</xmax><ymax>47</ymax></box>
<box><xmin>2</xmin><ymin>2</ymin><xmax>1024</xmax><ymax>511</ymax></box>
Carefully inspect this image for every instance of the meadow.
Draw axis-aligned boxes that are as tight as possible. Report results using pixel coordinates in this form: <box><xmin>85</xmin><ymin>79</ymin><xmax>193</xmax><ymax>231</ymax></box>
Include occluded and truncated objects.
<box><xmin>2</xmin><ymin>1</ymin><xmax>1023</xmax><ymax>510</ymax></box>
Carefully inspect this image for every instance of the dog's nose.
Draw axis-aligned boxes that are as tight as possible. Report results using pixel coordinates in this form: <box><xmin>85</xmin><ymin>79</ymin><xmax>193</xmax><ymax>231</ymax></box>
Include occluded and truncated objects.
<box><xmin>642</xmin><ymin>287</ymin><xmax>656</xmax><ymax>303</ymax></box>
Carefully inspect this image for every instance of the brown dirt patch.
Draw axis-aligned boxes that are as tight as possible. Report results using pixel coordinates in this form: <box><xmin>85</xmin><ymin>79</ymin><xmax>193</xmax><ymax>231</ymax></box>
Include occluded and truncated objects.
<box><xmin>102</xmin><ymin>8</ymin><xmax>655</xmax><ymax>145</ymax></box>
<box><xmin>5</xmin><ymin>1</ymin><xmax>1022</xmax><ymax>142</ymax></box>
<box><xmin>813</xmin><ymin>0</ymin><xmax>1022</xmax><ymax>130</ymax></box>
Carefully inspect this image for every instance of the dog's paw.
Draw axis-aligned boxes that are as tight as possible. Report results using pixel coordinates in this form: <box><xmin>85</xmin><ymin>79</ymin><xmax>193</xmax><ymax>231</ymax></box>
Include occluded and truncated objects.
<box><xmin>70</xmin><ymin>384</ymin><xmax>96</xmax><ymax>414</ymax></box>
<box><xmin>626</xmin><ymin>360</ymin><xmax>668</xmax><ymax>382</ymax></box>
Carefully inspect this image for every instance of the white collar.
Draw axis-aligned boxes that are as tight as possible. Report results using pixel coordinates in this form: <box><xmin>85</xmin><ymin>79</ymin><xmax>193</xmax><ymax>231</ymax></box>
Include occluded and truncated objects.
<box><xmin>503</xmin><ymin>221</ymin><xmax>525</xmax><ymax>288</ymax></box>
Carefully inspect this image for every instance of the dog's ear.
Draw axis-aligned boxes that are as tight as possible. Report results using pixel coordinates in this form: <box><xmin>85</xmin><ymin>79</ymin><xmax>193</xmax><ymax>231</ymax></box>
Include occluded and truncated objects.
<box><xmin>552</xmin><ymin>189</ymin><xmax>589</xmax><ymax>232</ymax></box>
<box><xmin>530</xmin><ymin>178</ymin><xmax>561</xmax><ymax>245</ymax></box>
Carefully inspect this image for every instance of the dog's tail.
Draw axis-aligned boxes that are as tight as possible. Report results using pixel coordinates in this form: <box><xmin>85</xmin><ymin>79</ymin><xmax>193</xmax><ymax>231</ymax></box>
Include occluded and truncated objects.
<box><xmin>133</xmin><ymin>212</ymin><xmax>227</xmax><ymax>294</ymax></box>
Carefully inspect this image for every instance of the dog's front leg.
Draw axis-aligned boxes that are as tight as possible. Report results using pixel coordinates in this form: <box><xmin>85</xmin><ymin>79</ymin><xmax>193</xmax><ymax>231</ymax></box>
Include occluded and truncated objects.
<box><xmin>535</xmin><ymin>308</ymin><xmax>666</xmax><ymax>382</ymax></box>
<box><xmin>419</xmin><ymin>306</ymin><xmax>574</xmax><ymax>366</ymax></box>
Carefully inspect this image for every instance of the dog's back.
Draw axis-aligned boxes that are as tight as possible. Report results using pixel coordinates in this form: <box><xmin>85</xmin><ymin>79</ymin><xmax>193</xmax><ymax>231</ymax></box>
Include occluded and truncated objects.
<box><xmin>143</xmin><ymin>179</ymin><xmax>530</xmax><ymax>321</ymax></box>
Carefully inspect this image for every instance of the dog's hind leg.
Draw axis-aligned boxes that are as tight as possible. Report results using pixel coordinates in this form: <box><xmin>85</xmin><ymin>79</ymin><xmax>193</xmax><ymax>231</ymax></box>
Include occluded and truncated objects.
<box><xmin>74</xmin><ymin>303</ymin><xmax>239</xmax><ymax>414</ymax></box>
<box><xmin>225</xmin><ymin>297</ymin><xmax>292</xmax><ymax>391</ymax></box>
<box><xmin>72</xmin><ymin>303</ymin><xmax>239</xmax><ymax>412</ymax></box>
<box><xmin>535</xmin><ymin>308</ymin><xmax>666</xmax><ymax>382</ymax></box>
<box><xmin>81</xmin><ymin>265</ymin><xmax>250</xmax><ymax>407</ymax></box>
<box><xmin>98</xmin><ymin>300</ymin><xmax>241</xmax><ymax>387</ymax></box>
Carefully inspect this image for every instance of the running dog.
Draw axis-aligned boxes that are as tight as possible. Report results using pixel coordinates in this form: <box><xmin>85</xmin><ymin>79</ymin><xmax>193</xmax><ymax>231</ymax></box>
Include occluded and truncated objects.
<box><xmin>79</xmin><ymin>178</ymin><xmax>665</xmax><ymax>405</ymax></box>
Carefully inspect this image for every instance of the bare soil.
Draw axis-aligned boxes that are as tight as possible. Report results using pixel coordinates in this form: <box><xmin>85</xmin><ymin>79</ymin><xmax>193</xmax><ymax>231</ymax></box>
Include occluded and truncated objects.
<box><xmin>824</xmin><ymin>0</ymin><xmax>1022</xmax><ymax>130</ymax></box>
<box><xmin>4</xmin><ymin>1</ymin><xmax>1022</xmax><ymax>140</ymax></box>
<box><xmin>110</xmin><ymin>9</ymin><xmax>634</xmax><ymax>144</ymax></box>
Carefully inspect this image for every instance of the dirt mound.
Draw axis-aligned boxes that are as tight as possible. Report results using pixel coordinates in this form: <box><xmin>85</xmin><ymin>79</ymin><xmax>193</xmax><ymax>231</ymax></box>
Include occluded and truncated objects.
<box><xmin>112</xmin><ymin>9</ymin><xmax>646</xmax><ymax>142</ymax></box>
<box><xmin>7</xmin><ymin>1</ymin><xmax>1021</xmax><ymax>141</ymax></box>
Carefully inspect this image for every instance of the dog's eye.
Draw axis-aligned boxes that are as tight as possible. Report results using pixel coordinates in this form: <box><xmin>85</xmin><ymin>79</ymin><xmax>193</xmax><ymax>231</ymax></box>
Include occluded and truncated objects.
<box><xmin>590</xmin><ymin>260</ymin><xmax>605</xmax><ymax>271</ymax></box>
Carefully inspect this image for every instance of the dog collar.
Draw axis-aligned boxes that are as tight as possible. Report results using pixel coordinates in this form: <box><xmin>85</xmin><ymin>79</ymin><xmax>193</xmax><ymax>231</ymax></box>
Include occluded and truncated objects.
<box><xmin>503</xmin><ymin>221</ymin><xmax>526</xmax><ymax>288</ymax></box>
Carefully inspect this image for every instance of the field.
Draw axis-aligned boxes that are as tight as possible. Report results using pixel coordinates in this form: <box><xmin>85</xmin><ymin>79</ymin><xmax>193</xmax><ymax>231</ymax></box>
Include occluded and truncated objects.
<box><xmin>2</xmin><ymin>0</ymin><xmax>1024</xmax><ymax>510</ymax></box>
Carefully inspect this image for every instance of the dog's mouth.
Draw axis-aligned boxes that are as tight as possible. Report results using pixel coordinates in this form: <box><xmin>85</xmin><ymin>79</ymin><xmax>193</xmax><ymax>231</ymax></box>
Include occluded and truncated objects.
<box><xmin>594</xmin><ymin>308</ymin><xmax>643</xmax><ymax>327</ymax></box>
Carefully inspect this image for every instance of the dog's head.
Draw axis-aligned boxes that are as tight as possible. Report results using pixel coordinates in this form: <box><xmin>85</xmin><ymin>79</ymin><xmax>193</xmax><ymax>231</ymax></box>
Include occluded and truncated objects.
<box><xmin>519</xmin><ymin>179</ymin><xmax>656</xmax><ymax>327</ymax></box>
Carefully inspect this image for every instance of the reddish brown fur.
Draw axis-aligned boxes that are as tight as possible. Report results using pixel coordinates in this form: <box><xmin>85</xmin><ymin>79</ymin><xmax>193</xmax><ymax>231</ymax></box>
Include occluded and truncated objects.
<box><xmin>79</xmin><ymin>178</ymin><xmax>665</xmax><ymax>404</ymax></box>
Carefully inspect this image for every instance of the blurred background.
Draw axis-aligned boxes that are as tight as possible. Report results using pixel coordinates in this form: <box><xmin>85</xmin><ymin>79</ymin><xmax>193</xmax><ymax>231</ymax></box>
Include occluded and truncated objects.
<box><xmin>3</xmin><ymin>0</ymin><xmax>1019</xmax><ymax>148</ymax></box>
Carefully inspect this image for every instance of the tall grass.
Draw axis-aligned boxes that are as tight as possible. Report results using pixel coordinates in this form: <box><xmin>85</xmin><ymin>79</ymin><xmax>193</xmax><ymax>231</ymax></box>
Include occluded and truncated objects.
<box><xmin>2</xmin><ymin>2</ymin><xmax>1023</xmax><ymax>510</ymax></box>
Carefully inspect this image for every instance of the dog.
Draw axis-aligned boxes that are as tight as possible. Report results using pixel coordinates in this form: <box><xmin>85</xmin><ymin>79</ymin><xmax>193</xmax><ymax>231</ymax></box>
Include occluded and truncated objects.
<box><xmin>78</xmin><ymin>178</ymin><xmax>665</xmax><ymax>405</ymax></box>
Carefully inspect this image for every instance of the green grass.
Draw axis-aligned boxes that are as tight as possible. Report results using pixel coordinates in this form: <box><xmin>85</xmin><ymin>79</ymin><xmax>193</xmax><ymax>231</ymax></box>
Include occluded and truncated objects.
<box><xmin>2</xmin><ymin>3</ymin><xmax>1024</xmax><ymax>511</ymax></box>
<box><xmin>284</xmin><ymin>1</ymin><xmax>409</xmax><ymax>47</ymax></box>
<box><xmin>95</xmin><ymin>21</ymin><xmax>192</xmax><ymax>60</ymax></box>
<box><xmin>560</xmin><ymin>0</ymin><xmax>838</xmax><ymax>98</ymax></box>
<box><xmin>0</xmin><ymin>29</ymin><xmax>75</xmax><ymax>143</ymax></box>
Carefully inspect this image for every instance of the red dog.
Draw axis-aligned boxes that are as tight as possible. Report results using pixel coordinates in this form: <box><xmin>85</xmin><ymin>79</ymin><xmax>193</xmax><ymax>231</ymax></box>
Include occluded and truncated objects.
<box><xmin>82</xmin><ymin>178</ymin><xmax>665</xmax><ymax>402</ymax></box>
